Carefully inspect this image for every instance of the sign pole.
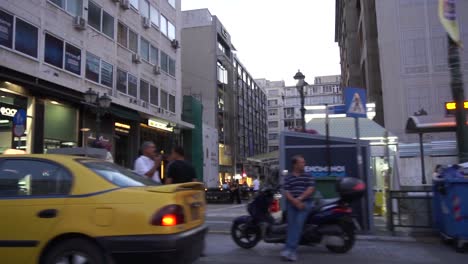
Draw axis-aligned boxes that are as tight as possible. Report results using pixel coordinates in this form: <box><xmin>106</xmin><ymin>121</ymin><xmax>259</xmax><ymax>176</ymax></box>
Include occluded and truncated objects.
<box><xmin>355</xmin><ymin>117</ymin><xmax>363</xmax><ymax>179</ymax></box>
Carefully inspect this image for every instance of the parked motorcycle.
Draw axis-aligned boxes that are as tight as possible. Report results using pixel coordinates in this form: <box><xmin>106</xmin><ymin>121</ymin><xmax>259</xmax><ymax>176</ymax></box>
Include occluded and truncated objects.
<box><xmin>231</xmin><ymin>177</ymin><xmax>366</xmax><ymax>253</ymax></box>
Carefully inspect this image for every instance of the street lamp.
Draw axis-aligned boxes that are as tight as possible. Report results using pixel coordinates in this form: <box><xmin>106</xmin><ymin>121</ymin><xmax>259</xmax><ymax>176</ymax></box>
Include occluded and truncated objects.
<box><xmin>83</xmin><ymin>88</ymin><xmax>112</xmax><ymax>141</ymax></box>
<box><xmin>293</xmin><ymin>70</ymin><xmax>308</xmax><ymax>132</ymax></box>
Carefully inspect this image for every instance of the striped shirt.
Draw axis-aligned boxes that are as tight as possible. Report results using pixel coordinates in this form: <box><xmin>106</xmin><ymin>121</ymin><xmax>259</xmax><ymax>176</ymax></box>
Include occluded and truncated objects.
<box><xmin>284</xmin><ymin>173</ymin><xmax>315</xmax><ymax>201</ymax></box>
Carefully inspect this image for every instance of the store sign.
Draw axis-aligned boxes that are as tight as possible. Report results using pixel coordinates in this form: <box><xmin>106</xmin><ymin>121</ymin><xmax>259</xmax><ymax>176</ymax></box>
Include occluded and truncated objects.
<box><xmin>148</xmin><ymin>119</ymin><xmax>173</xmax><ymax>132</ymax></box>
<box><xmin>0</xmin><ymin>106</ymin><xmax>18</xmax><ymax>117</ymax></box>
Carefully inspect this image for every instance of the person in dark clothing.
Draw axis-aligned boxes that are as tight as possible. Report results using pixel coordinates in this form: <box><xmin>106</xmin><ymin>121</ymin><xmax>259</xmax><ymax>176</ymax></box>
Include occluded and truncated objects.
<box><xmin>230</xmin><ymin>179</ymin><xmax>241</xmax><ymax>204</ymax></box>
<box><xmin>165</xmin><ymin>146</ymin><xmax>198</xmax><ymax>184</ymax></box>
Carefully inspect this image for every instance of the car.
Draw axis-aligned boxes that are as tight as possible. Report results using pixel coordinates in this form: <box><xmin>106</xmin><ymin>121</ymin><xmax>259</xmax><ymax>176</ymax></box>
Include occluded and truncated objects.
<box><xmin>0</xmin><ymin>154</ymin><xmax>207</xmax><ymax>264</ymax></box>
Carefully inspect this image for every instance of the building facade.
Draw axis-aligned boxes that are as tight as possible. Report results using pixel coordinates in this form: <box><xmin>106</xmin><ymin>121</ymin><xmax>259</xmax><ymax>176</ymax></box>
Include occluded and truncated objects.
<box><xmin>182</xmin><ymin>9</ymin><xmax>267</xmax><ymax>187</ymax></box>
<box><xmin>335</xmin><ymin>0</ymin><xmax>468</xmax><ymax>143</ymax></box>
<box><xmin>0</xmin><ymin>0</ymin><xmax>191</xmax><ymax>168</ymax></box>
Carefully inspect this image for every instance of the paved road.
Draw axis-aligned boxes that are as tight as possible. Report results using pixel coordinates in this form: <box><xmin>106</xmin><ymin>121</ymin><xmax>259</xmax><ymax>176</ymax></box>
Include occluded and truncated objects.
<box><xmin>196</xmin><ymin>233</ymin><xmax>466</xmax><ymax>264</ymax></box>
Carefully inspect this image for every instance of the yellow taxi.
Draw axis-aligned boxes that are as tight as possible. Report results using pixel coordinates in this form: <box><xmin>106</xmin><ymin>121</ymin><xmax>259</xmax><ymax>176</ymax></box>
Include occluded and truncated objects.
<box><xmin>0</xmin><ymin>154</ymin><xmax>207</xmax><ymax>264</ymax></box>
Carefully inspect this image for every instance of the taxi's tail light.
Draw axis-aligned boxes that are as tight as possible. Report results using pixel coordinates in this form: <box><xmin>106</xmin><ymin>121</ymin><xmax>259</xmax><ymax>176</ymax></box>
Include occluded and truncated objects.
<box><xmin>150</xmin><ymin>205</ymin><xmax>185</xmax><ymax>226</ymax></box>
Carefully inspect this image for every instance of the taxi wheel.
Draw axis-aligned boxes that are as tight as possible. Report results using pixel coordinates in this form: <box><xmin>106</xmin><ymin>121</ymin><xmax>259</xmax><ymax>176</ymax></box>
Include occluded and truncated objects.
<box><xmin>42</xmin><ymin>238</ymin><xmax>106</xmax><ymax>264</ymax></box>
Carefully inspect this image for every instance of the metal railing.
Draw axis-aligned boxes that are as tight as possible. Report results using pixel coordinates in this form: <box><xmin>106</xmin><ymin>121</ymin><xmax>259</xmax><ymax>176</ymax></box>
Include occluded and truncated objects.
<box><xmin>388</xmin><ymin>190</ymin><xmax>433</xmax><ymax>232</ymax></box>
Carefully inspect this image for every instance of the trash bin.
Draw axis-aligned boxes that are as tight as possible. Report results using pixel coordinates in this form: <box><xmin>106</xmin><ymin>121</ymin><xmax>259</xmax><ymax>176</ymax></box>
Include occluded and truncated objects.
<box><xmin>432</xmin><ymin>180</ymin><xmax>445</xmax><ymax>232</ymax></box>
<box><xmin>437</xmin><ymin>175</ymin><xmax>468</xmax><ymax>252</ymax></box>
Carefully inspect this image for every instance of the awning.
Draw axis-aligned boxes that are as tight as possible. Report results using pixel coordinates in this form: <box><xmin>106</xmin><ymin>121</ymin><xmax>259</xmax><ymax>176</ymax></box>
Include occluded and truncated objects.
<box><xmin>307</xmin><ymin>117</ymin><xmax>396</xmax><ymax>141</ymax></box>
<box><xmin>246</xmin><ymin>150</ymin><xmax>279</xmax><ymax>163</ymax></box>
<box><xmin>406</xmin><ymin>115</ymin><xmax>463</xmax><ymax>134</ymax></box>
<box><xmin>110</xmin><ymin>105</ymin><xmax>141</xmax><ymax>122</ymax></box>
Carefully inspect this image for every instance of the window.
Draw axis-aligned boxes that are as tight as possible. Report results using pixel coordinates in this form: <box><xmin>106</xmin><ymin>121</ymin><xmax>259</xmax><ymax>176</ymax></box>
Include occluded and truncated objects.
<box><xmin>117</xmin><ymin>68</ymin><xmax>127</xmax><ymax>93</ymax></box>
<box><xmin>168</xmin><ymin>21</ymin><xmax>175</xmax><ymax>40</ymax></box>
<box><xmin>140</xmin><ymin>80</ymin><xmax>149</xmax><ymax>102</ymax></box>
<box><xmin>284</xmin><ymin>120</ymin><xmax>295</xmax><ymax>128</ymax></box>
<box><xmin>117</xmin><ymin>22</ymin><xmax>128</xmax><ymax>48</ymax></box>
<box><xmin>0</xmin><ymin>10</ymin><xmax>13</xmax><ymax>49</ymax></box>
<box><xmin>269</xmin><ymin>146</ymin><xmax>279</xmax><ymax>152</ymax></box>
<box><xmin>168</xmin><ymin>0</ymin><xmax>176</xmax><ymax>8</ymax></box>
<box><xmin>268</xmin><ymin>89</ymin><xmax>279</xmax><ymax>96</ymax></box>
<box><xmin>169</xmin><ymin>94</ymin><xmax>175</xmax><ymax>113</ymax></box>
<box><xmin>128</xmin><ymin>29</ymin><xmax>138</xmax><ymax>53</ymax></box>
<box><xmin>267</xmin><ymin>99</ymin><xmax>278</xmax><ymax>107</ymax></box>
<box><xmin>150</xmin><ymin>5</ymin><xmax>159</xmax><ymax>27</ymax></box>
<box><xmin>141</xmin><ymin>0</ymin><xmax>150</xmax><ymax>18</ymax></box>
<box><xmin>44</xmin><ymin>34</ymin><xmax>64</xmax><ymax>68</ymax></box>
<box><xmin>130</xmin><ymin>0</ymin><xmax>138</xmax><ymax>10</ymax></box>
<box><xmin>15</xmin><ymin>18</ymin><xmax>38</xmax><ymax>58</ymax></box>
<box><xmin>49</xmin><ymin>0</ymin><xmax>83</xmax><ymax>16</ymax></box>
<box><xmin>268</xmin><ymin>121</ymin><xmax>278</xmax><ymax>128</ymax></box>
<box><xmin>128</xmin><ymin>74</ymin><xmax>137</xmax><ymax>97</ymax></box>
<box><xmin>140</xmin><ymin>37</ymin><xmax>149</xmax><ymax>61</ymax></box>
<box><xmin>161</xmin><ymin>90</ymin><xmax>168</xmax><ymax>109</ymax></box>
<box><xmin>86</xmin><ymin>52</ymin><xmax>113</xmax><ymax>87</ymax></box>
<box><xmin>79</xmin><ymin>161</ymin><xmax>156</xmax><ymax>187</ymax></box>
<box><xmin>160</xmin><ymin>15</ymin><xmax>168</xmax><ymax>36</ymax></box>
<box><xmin>150</xmin><ymin>85</ymin><xmax>159</xmax><ymax>106</ymax></box>
<box><xmin>268</xmin><ymin>133</ymin><xmax>278</xmax><ymax>140</ymax></box>
<box><xmin>284</xmin><ymin>107</ymin><xmax>294</xmax><ymax>118</ymax></box>
<box><xmin>160</xmin><ymin>51</ymin><xmax>169</xmax><ymax>72</ymax></box>
<box><xmin>268</xmin><ymin>109</ymin><xmax>278</xmax><ymax>116</ymax></box>
<box><xmin>0</xmin><ymin>159</ymin><xmax>72</xmax><ymax>197</ymax></box>
<box><xmin>65</xmin><ymin>43</ymin><xmax>82</xmax><ymax>75</ymax></box>
<box><xmin>150</xmin><ymin>45</ymin><xmax>159</xmax><ymax>65</ymax></box>
<box><xmin>88</xmin><ymin>2</ymin><xmax>114</xmax><ymax>39</ymax></box>
<box><xmin>169</xmin><ymin>58</ymin><xmax>176</xmax><ymax>77</ymax></box>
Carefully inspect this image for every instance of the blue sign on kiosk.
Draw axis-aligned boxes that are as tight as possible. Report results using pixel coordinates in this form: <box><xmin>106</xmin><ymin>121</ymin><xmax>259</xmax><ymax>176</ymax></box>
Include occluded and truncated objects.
<box><xmin>12</xmin><ymin>109</ymin><xmax>26</xmax><ymax>137</ymax></box>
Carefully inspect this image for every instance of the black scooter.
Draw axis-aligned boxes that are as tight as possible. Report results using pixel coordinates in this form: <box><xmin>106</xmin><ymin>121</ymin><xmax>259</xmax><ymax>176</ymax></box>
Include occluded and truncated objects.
<box><xmin>231</xmin><ymin>177</ymin><xmax>365</xmax><ymax>253</ymax></box>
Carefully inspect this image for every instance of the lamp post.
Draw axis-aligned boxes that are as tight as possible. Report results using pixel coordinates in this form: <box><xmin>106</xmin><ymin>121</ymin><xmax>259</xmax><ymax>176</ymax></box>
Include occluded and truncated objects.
<box><xmin>83</xmin><ymin>88</ymin><xmax>112</xmax><ymax>141</ymax></box>
<box><xmin>293</xmin><ymin>70</ymin><xmax>308</xmax><ymax>132</ymax></box>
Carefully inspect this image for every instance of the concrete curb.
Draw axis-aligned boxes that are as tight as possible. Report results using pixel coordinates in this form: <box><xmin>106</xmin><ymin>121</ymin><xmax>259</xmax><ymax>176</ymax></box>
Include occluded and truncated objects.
<box><xmin>207</xmin><ymin>230</ymin><xmax>439</xmax><ymax>244</ymax></box>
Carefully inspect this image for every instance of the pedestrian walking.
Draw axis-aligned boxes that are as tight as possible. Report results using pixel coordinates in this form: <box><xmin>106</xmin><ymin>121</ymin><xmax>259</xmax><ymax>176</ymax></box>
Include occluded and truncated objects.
<box><xmin>280</xmin><ymin>155</ymin><xmax>315</xmax><ymax>262</ymax></box>
<box><xmin>134</xmin><ymin>141</ymin><xmax>162</xmax><ymax>184</ymax></box>
<box><xmin>253</xmin><ymin>176</ymin><xmax>260</xmax><ymax>193</ymax></box>
<box><xmin>165</xmin><ymin>146</ymin><xmax>198</xmax><ymax>184</ymax></box>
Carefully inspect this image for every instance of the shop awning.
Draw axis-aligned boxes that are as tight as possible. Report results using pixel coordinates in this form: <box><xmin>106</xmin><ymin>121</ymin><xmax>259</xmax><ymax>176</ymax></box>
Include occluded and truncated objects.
<box><xmin>246</xmin><ymin>150</ymin><xmax>279</xmax><ymax>163</ymax></box>
<box><xmin>307</xmin><ymin>117</ymin><xmax>396</xmax><ymax>141</ymax></box>
<box><xmin>406</xmin><ymin>115</ymin><xmax>463</xmax><ymax>134</ymax></box>
<box><xmin>110</xmin><ymin>105</ymin><xmax>141</xmax><ymax>122</ymax></box>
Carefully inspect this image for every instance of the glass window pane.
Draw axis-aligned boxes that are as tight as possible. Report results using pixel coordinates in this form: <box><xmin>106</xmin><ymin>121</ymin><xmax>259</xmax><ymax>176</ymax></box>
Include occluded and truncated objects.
<box><xmin>14</xmin><ymin>18</ymin><xmax>38</xmax><ymax>58</ymax></box>
<box><xmin>140</xmin><ymin>37</ymin><xmax>149</xmax><ymax>61</ymax></box>
<box><xmin>128</xmin><ymin>29</ymin><xmax>138</xmax><ymax>53</ymax></box>
<box><xmin>100</xmin><ymin>60</ymin><xmax>113</xmax><ymax>88</ymax></box>
<box><xmin>65</xmin><ymin>43</ymin><xmax>81</xmax><ymax>75</ymax></box>
<box><xmin>50</xmin><ymin>0</ymin><xmax>65</xmax><ymax>8</ymax></box>
<box><xmin>141</xmin><ymin>0</ymin><xmax>149</xmax><ymax>18</ymax></box>
<box><xmin>150</xmin><ymin>45</ymin><xmax>158</xmax><ymax>65</ymax></box>
<box><xmin>150</xmin><ymin>85</ymin><xmax>158</xmax><ymax>106</ymax></box>
<box><xmin>168</xmin><ymin>0</ymin><xmax>176</xmax><ymax>8</ymax></box>
<box><xmin>128</xmin><ymin>74</ymin><xmax>137</xmax><ymax>97</ymax></box>
<box><xmin>0</xmin><ymin>10</ymin><xmax>14</xmax><ymax>49</ymax></box>
<box><xmin>160</xmin><ymin>90</ymin><xmax>168</xmax><ymax>109</ymax></box>
<box><xmin>160</xmin><ymin>52</ymin><xmax>168</xmax><ymax>72</ymax></box>
<box><xmin>169</xmin><ymin>94</ymin><xmax>175</xmax><ymax>113</ymax></box>
<box><xmin>130</xmin><ymin>0</ymin><xmax>139</xmax><ymax>9</ymax></box>
<box><xmin>44</xmin><ymin>34</ymin><xmax>64</xmax><ymax>68</ymax></box>
<box><xmin>117</xmin><ymin>69</ymin><xmax>127</xmax><ymax>93</ymax></box>
<box><xmin>150</xmin><ymin>6</ymin><xmax>159</xmax><ymax>27</ymax></box>
<box><xmin>85</xmin><ymin>52</ymin><xmax>100</xmax><ymax>82</ymax></box>
<box><xmin>168</xmin><ymin>21</ymin><xmax>175</xmax><ymax>40</ymax></box>
<box><xmin>160</xmin><ymin>15</ymin><xmax>167</xmax><ymax>36</ymax></box>
<box><xmin>79</xmin><ymin>161</ymin><xmax>155</xmax><ymax>187</ymax></box>
<box><xmin>88</xmin><ymin>1</ymin><xmax>101</xmax><ymax>31</ymax></box>
<box><xmin>117</xmin><ymin>22</ymin><xmax>127</xmax><ymax>47</ymax></box>
<box><xmin>169</xmin><ymin>58</ymin><xmax>175</xmax><ymax>77</ymax></box>
<box><xmin>102</xmin><ymin>11</ymin><xmax>114</xmax><ymax>38</ymax></box>
<box><xmin>140</xmin><ymin>80</ymin><xmax>149</xmax><ymax>102</ymax></box>
<box><xmin>66</xmin><ymin>0</ymin><xmax>82</xmax><ymax>16</ymax></box>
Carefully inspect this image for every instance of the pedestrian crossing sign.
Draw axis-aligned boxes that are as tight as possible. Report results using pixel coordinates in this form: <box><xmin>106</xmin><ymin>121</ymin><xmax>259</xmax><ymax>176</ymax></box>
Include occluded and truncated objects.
<box><xmin>344</xmin><ymin>87</ymin><xmax>367</xmax><ymax>118</ymax></box>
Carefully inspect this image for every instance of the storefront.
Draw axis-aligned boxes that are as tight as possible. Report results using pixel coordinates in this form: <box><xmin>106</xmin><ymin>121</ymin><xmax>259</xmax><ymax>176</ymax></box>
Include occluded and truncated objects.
<box><xmin>141</xmin><ymin>118</ymin><xmax>174</xmax><ymax>155</ymax></box>
<box><xmin>43</xmin><ymin>100</ymin><xmax>79</xmax><ymax>152</ymax></box>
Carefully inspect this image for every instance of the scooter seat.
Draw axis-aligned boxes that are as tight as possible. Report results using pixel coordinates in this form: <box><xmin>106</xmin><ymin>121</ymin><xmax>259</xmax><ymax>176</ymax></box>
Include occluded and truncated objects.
<box><xmin>317</xmin><ymin>198</ymin><xmax>340</xmax><ymax>207</ymax></box>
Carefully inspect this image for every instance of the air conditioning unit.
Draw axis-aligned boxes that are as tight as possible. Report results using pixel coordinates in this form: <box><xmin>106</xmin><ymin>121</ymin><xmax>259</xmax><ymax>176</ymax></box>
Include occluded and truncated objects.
<box><xmin>73</xmin><ymin>16</ymin><xmax>86</xmax><ymax>30</ymax></box>
<box><xmin>120</xmin><ymin>0</ymin><xmax>130</xmax><ymax>9</ymax></box>
<box><xmin>141</xmin><ymin>101</ymin><xmax>148</xmax><ymax>108</ymax></box>
<box><xmin>129</xmin><ymin>98</ymin><xmax>138</xmax><ymax>104</ymax></box>
<box><xmin>171</xmin><ymin>39</ymin><xmax>180</xmax><ymax>49</ymax></box>
<box><xmin>153</xmin><ymin>65</ymin><xmax>161</xmax><ymax>75</ymax></box>
<box><xmin>132</xmin><ymin>53</ymin><xmax>141</xmax><ymax>64</ymax></box>
<box><xmin>142</xmin><ymin>17</ymin><xmax>151</xmax><ymax>29</ymax></box>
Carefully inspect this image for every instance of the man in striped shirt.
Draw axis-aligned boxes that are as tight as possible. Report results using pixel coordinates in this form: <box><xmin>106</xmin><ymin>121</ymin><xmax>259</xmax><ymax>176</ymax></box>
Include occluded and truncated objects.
<box><xmin>281</xmin><ymin>155</ymin><xmax>315</xmax><ymax>262</ymax></box>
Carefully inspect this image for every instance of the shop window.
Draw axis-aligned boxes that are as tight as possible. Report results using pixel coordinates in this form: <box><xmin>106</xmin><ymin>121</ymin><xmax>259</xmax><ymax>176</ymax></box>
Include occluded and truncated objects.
<box><xmin>86</xmin><ymin>52</ymin><xmax>113</xmax><ymax>88</ymax></box>
<box><xmin>160</xmin><ymin>15</ymin><xmax>168</xmax><ymax>36</ymax></box>
<box><xmin>150</xmin><ymin>5</ymin><xmax>159</xmax><ymax>27</ymax></box>
<box><xmin>169</xmin><ymin>94</ymin><xmax>175</xmax><ymax>113</ymax></box>
<box><xmin>150</xmin><ymin>45</ymin><xmax>158</xmax><ymax>65</ymax></box>
<box><xmin>0</xmin><ymin>159</ymin><xmax>72</xmax><ymax>197</ymax></box>
<box><xmin>140</xmin><ymin>80</ymin><xmax>149</xmax><ymax>102</ymax></box>
<box><xmin>44</xmin><ymin>102</ymin><xmax>78</xmax><ymax>151</ymax></box>
<box><xmin>140</xmin><ymin>37</ymin><xmax>150</xmax><ymax>61</ymax></box>
<box><xmin>160</xmin><ymin>90</ymin><xmax>168</xmax><ymax>110</ymax></box>
<box><xmin>48</xmin><ymin>0</ymin><xmax>83</xmax><ymax>16</ymax></box>
<box><xmin>14</xmin><ymin>18</ymin><xmax>38</xmax><ymax>58</ymax></box>
<box><xmin>150</xmin><ymin>85</ymin><xmax>159</xmax><ymax>106</ymax></box>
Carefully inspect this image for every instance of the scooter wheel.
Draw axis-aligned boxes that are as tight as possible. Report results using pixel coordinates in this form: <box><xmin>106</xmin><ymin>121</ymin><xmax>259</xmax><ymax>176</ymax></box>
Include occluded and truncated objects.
<box><xmin>231</xmin><ymin>222</ymin><xmax>261</xmax><ymax>249</ymax></box>
<box><xmin>326</xmin><ymin>225</ymin><xmax>355</xmax><ymax>254</ymax></box>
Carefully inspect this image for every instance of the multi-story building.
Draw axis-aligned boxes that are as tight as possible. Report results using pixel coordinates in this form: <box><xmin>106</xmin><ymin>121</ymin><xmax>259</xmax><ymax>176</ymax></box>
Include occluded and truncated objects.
<box><xmin>259</xmin><ymin>75</ymin><xmax>342</xmax><ymax>152</ymax></box>
<box><xmin>0</xmin><ymin>0</ymin><xmax>191</xmax><ymax>168</ymax></box>
<box><xmin>335</xmin><ymin>0</ymin><xmax>468</xmax><ymax>143</ymax></box>
<box><xmin>182</xmin><ymin>9</ymin><xmax>267</xmax><ymax>187</ymax></box>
